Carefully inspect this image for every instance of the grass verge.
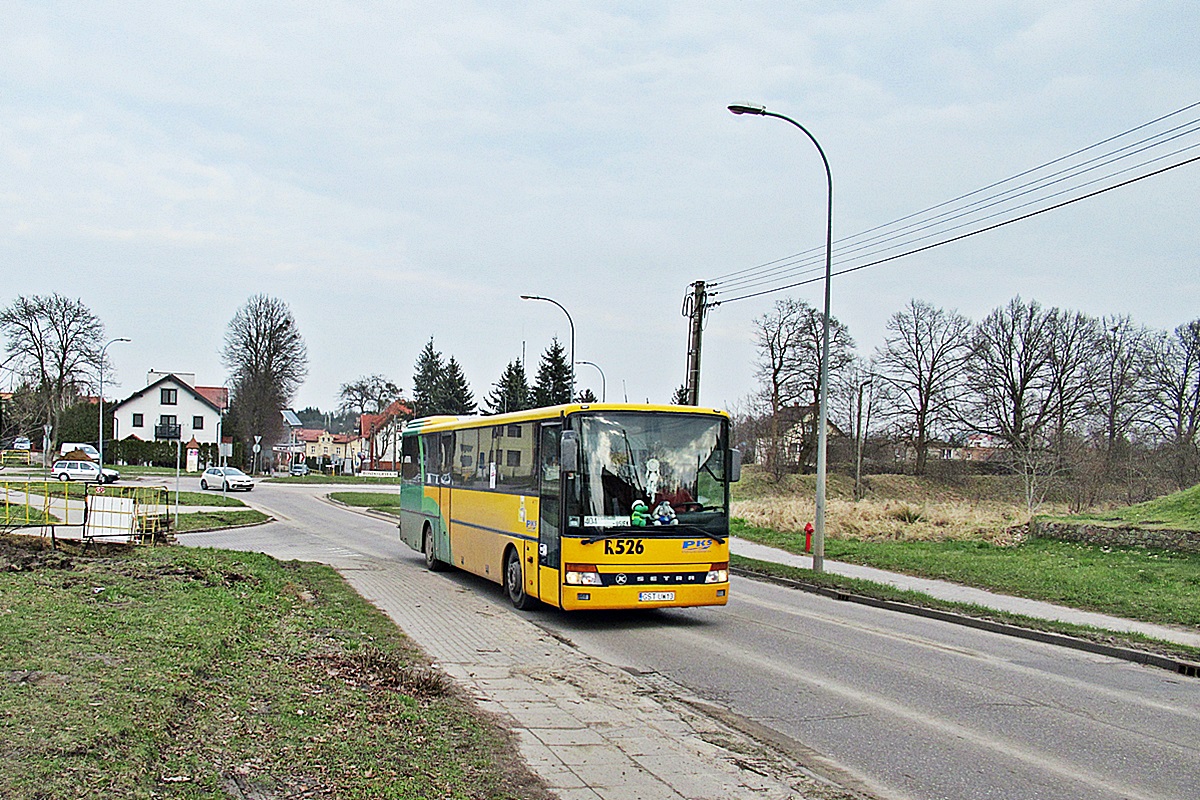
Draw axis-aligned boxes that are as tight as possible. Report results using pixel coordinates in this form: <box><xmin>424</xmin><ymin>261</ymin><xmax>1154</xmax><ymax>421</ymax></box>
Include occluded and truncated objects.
<box><xmin>328</xmin><ymin>491</ymin><xmax>401</xmax><ymax>514</ymax></box>
<box><xmin>0</xmin><ymin>535</ymin><xmax>549</xmax><ymax>799</ymax></box>
<box><xmin>732</xmin><ymin>519</ymin><xmax>1200</xmax><ymax>628</ymax></box>
<box><xmin>1043</xmin><ymin>482</ymin><xmax>1200</xmax><ymax>529</ymax></box>
<box><xmin>730</xmin><ymin>554</ymin><xmax>1200</xmax><ymax>664</ymax></box>
<box><xmin>268</xmin><ymin>474</ymin><xmax>401</xmax><ymax>486</ymax></box>
<box><xmin>174</xmin><ymin>509</ymin><xmax>271</xmax><ymax>533</ymax></box>
<box><xmin>15</xmin><ymin>484</ymin><xmax>246</xmax><ymax>508</ymax></box>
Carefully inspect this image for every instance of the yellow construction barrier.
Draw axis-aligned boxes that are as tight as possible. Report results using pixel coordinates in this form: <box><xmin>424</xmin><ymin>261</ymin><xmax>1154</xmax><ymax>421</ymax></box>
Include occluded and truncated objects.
<box><xmin>1</xmin><ymin>481</ymin><xmax>172</xmax><ymax>543</ymax></box>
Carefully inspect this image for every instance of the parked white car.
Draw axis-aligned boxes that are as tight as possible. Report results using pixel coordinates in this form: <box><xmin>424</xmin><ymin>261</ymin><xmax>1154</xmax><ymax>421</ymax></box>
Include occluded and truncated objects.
<box><xmin>52</xmin><ymin>460</ymin><xmax>120</xmax><ymax>483</ymax></box>
<box><xmin>201</xmin><ymin>466</ymin><xmax>254</xmax><ymax>492</ymax></box>
<box><xmin>12</xmin><ymin>436</ymin><xmax>31</xmax><ymax>450</ymax></box>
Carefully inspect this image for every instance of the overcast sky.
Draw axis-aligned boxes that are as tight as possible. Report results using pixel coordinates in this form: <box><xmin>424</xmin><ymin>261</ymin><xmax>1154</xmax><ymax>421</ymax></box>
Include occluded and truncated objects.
<box><xmin>3</xmin><ymin>2</ymin><xmax>1198</xmax><ymax>416</ymax></box>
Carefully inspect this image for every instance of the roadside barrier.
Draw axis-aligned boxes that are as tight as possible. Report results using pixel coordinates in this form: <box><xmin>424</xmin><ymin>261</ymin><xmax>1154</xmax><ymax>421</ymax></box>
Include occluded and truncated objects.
<box><xmin>1</xmin><ymin>480</ymin><xmax>171</xmax><ymax>545</ymax></box>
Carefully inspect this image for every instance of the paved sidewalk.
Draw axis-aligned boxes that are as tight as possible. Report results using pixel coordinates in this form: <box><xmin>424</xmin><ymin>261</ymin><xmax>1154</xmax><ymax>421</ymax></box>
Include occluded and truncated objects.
<box><xmin>342</xmin><ymin>565</ymin><xmax>848</xmax><ymax>800</ymax></box>
<box><xmin>732</xmin><ymin>537</ymin><xmax>1200</xmax><ymax>649</ymax></box>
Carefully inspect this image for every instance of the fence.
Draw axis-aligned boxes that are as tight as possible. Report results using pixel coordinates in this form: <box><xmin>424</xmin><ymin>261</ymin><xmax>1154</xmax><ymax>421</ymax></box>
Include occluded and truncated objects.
<box><xmin>1</xmin><ymin>481</ymin><xmax>171</xmax><ymax>544</ymax></box>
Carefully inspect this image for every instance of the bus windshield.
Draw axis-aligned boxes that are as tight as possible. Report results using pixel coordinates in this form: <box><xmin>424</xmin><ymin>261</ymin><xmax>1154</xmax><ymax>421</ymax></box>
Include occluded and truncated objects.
<box><xmin>571</xmin><ymin>411</ymin><xmax>729</xmax><ymax>531</ymax></box>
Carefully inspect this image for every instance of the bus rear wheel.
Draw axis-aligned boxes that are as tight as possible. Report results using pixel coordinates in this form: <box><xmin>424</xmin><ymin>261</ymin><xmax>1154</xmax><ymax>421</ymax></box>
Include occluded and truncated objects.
<box><xmin>505</xmin><ymin>548</ymin><xmax>534</xmax><ymax>610</ymax></box>
<box><xmin>423</xmin><ymin>526</ymin><xmax>444</xmax><ymax>572</ymax></box>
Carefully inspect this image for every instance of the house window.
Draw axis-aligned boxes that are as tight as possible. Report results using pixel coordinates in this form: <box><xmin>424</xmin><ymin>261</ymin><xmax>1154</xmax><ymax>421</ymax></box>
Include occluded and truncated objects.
<box><xmin>160</xmin><ymin>415</ymin><xmax>177</xmax><ymax>426</ymax></box>
<box><xmin>132</xmin><ymin>413</ymin><xmax>144</xmax><ymax>428</ymax></box>
<box><xmin>506</xmin><ymin>450</ymin><xmax>522</xmax><ymax>467</ymax></box>
<box><xmin>161</xmin><ymin>388</ymin><xmax>178</xmax><ymax>405</ymax></box>
<box><xmin>507</xmin><ymin>425</ymin><xmax>523</xmax><ymax>438</ymax></box>
<box><xmin>193</xmin><ymin>416</ymin><xmax>204</xmax><ymax>430</ymax></box>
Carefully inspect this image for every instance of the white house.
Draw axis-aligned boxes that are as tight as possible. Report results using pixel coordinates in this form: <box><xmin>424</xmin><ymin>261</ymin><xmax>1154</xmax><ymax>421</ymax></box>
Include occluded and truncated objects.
<box><xmin>110</xmin><ymin>372</ymin><xmax>228</xmax><ymax>445</ymax></box>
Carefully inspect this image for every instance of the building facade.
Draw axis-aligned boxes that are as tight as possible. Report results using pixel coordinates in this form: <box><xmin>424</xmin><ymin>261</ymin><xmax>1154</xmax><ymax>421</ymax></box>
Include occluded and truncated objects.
<box><xmin>110</xmin><ymin>372</ymin><xmax>227</xmax><ymax>445</ymax></box>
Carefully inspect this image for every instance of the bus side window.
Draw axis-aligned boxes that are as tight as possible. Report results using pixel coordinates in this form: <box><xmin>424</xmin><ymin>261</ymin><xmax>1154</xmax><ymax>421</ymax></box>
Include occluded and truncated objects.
<box><xmin>420</xmin><ymin>434</ymin><xmax>440</xmax><ymax>484</ymax></box>
<box><xmin>401</xmin><ymin>435</ymin><xmax>420</xmax><ymax>481</ymax></box>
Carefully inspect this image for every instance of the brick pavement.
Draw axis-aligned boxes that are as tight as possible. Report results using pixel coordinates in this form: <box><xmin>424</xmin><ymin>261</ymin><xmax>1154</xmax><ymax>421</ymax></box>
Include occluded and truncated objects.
<box><xmin>182</xmin><ymin>492</ymin><xmax>855</xmax><ymax>799</ymax></box>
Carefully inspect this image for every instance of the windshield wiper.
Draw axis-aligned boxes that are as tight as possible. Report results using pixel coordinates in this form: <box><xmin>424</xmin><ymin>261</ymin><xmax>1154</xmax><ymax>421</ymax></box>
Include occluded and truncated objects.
<box><xmin>581</xmin><ymin>530</ymin><xmax>727</xmax><ymax>545</ymax></box>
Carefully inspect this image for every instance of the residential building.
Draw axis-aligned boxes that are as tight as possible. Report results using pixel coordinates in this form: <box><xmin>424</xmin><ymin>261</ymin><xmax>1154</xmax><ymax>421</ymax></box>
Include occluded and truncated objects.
<box><xmin>358</xmin><ymin>399</ymin><xmax>413</xmax><ymax>470</ymax></box>
<box><xmin>297</xmin><ymin>428</ymin><xmax>361</xmax><ymax>465</ymax></box>
<box><xmin>110</xmin><ymin>372</ymin><xmax>228</xmax><ymax>445</ymax></box>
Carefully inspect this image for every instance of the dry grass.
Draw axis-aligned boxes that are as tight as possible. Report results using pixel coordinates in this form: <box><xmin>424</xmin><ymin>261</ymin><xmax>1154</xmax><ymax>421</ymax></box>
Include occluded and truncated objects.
<box><xmin>732</xmin><ymin>496</ymin><xmax>1046</xmax><ymax>545</ymax></box>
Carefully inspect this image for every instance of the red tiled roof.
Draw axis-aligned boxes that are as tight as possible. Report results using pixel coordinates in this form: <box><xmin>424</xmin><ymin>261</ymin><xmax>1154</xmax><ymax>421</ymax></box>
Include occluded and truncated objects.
<box><xmin>194</xmin><ymin>386</ymin><xmax>229</xmax><ymax>410</ymax></box>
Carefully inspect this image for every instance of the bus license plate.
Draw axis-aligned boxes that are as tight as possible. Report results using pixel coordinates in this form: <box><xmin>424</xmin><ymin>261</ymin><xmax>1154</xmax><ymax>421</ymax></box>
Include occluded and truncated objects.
<box><xmin>639</xmin><ymin>591</ymin><xmax>675</xmax><ymax>602</ymax></box>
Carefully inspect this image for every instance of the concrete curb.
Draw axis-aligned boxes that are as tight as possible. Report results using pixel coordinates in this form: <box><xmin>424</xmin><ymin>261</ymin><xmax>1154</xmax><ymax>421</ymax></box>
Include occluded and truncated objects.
<box><xmin>732</xmin><ymin>565</ymin><xmax>1200</xmax><ymax>679</ymax></box>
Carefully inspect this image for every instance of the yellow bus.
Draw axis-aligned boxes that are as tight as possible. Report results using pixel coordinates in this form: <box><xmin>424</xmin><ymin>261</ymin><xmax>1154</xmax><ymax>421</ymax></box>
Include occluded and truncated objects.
<box><xmin>397</xmin><ymin>403</ymin><xmax>740</xmax><ymax>611</ymax></box>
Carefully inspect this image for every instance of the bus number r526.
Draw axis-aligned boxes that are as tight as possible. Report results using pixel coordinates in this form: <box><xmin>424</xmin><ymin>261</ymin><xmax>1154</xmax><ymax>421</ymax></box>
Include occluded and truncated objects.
<box><xmin>604</xmin><ymin>539</ymin><xmax>644</xmax><ymax>555</ymax></box>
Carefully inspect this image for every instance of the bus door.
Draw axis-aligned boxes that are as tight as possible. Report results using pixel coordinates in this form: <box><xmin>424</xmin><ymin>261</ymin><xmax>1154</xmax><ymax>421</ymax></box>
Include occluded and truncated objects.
<box><xmin>537</xmin><ymin>422</ymin><xmax>562</xmax><ymax>602</ymax></box>
<box><xmin>422</xmin><ymin>432</ymin><xmax>454</xmax><ymax>565</ymax></box>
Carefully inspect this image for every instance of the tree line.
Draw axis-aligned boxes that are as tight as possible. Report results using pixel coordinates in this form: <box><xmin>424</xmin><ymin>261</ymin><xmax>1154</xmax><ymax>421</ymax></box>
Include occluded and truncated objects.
<box><xmin>0</xmin><ymin>292</ymin><xmax>308</xmax><ymax>466</ymax></box>
<box><xmin>407</xmin><ymin>335</ymin><xmax>591</xmax><ymax>417</ymax></box>
<box><xmin>745</xmin><ymin>295</ymin><xmax>1200</xmax><ymax>503</ymax></box>
<box><xmin>0</xmin><ymin>290</ymin><xmax>594</xmax><ymax>465</ymax></box>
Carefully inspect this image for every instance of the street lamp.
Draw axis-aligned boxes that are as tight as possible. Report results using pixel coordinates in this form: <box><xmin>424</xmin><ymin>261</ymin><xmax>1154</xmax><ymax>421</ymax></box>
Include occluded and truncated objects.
<box><xmin>729</xmin><ymin>102</ymin><xmax>834</xmax><ymax>572</ymax></box>
<box><xmin>575</xmin><ymin>360</ymin><xmax>606</xmax><ymax>401</ymax></box>
<box><xmin>97</xmin><ymin>337</ymin><xmax>131</xmax><ymax>475</ymax></box>
<box><xmin>520</xmin><ymin>295</ymin><xmax>575</xmax><ymax>401</ymax></box>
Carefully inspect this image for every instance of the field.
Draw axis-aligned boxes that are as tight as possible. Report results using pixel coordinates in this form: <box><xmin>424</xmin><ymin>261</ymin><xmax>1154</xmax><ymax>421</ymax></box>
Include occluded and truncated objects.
<box><xmin>731</xmin><ymin>468</ymin><xmax>1200</xmax><ymax>633</ymax></box>
<box><xmin>0</xmin><ymin>534</ymin><xmax>548</xmax><ymax>799</ymax></box>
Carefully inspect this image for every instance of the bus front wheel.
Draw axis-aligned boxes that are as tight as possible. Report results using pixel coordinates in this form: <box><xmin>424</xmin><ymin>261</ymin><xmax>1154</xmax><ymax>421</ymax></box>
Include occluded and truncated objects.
<box><xmin>505</xmin><ymin>548</ymin><xmax>534</xmax><ymax>610</ymax></box>
<box><xmin>423</xmin><ymin>526</ymin><xmax>444</xmax><ymax>572</ymax></box>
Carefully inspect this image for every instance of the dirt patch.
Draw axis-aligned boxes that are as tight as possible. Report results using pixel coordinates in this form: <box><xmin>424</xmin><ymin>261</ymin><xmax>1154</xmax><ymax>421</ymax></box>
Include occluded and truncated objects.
<box><xmin>310</xmin><ymin>647</ymin><xmax>453</xmax><ymax>701</ymax></box>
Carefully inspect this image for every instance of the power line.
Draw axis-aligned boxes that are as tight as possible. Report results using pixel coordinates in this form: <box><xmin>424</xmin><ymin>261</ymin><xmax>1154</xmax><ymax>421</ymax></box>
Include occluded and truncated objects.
<box><xmin>712</xmin><ymin>152</ymin><xmax>1200</xmax><ymax>306</ymax></box>
<box><xmin>712</xmin><ymin>116</ymin><xmax>1200</xmax><ymax>294</ymax></box>
<box><xmin>706</xmin><ymin>102</ymin><xmax>1200</xmax><ymax>298</ymax></box>
<box><xmin>714</xmin><ymin>137</ymin><xmax>1200</xmax><ymax>298</ymax></box>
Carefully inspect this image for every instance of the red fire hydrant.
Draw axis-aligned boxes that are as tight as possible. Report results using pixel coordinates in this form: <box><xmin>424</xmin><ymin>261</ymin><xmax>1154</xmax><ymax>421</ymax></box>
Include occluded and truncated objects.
<box><xmin>804</xmin><ymin>522</ymin><xmax>814</xmax><ymax>553</ymax></box>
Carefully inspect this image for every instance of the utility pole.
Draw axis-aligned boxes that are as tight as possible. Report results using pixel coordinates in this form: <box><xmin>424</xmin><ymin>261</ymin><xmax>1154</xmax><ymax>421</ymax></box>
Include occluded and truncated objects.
<box><xmin>682</xmin><ymin>281</ymin><xmax>708</xmax><ymax>406</ymax></box>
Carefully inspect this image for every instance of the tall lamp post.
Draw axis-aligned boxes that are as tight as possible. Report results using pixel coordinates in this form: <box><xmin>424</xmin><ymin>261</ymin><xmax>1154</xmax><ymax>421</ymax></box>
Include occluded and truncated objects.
<box><xmin>575</xmin><ymin>360</ymin><xmax>606</xmax><ymax>401</ymax></box>
<box><xmin>97</xmin><ymin>337</ymin><xmax>131</xmax><ymax>475</ymax></box>
<box><xmin>729</xmin><ymin>102</ymin><xmax>834</xmax><ymax>572</ymax></box>
<box><xmin>520</xmin><ymin>295</ymin><xmax>575</xmax><ymax>401</ymax></box>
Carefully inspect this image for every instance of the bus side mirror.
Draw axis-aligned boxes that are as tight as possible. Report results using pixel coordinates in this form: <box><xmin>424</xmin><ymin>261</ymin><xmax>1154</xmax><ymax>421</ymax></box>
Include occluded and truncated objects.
<box><xmin>560</xmin><ymin>430</ymin><xmax>579</xmax><ymax>473</ymax></box>
<box><xmin>729</xmin><ymin>449</ymin><xmax>742</xmax><ymax>482</ymax></box>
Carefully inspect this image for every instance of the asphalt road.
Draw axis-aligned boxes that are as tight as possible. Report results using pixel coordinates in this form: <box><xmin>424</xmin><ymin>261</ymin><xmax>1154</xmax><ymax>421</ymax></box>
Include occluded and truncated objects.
<box><xmin>190</xmin><ymin>481</ymin><xmax>1200</xmax><ymax>800</ymax></box>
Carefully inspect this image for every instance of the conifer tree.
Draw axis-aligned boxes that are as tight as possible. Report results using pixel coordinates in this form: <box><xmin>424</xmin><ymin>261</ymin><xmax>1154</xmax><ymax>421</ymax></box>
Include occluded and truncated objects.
<box><xmin>412</xmin><ymin>338</ymin><xmax>445</xmax><ymax>417</ymax></box>
<box><xmin>485</xmin><ymin>360</ymin><xmax>532</xmax><ymax>414</ymax></box>
<box><xmin>532</xmin><ymin>337</ymin><xmax>572</xmax><ymax>407</ymax></box>
<box><xmin>439</xmin><ymin>356</ymin><xmax>477</xmax><ymax>415</ymax></box>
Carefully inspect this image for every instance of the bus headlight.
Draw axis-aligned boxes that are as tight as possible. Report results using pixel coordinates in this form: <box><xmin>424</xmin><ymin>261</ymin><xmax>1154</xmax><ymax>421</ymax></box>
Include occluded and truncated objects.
<box><xmin>565</xmin><ymin>564</ymin><xmax>602</xmax><ymax>586</ymax></box>
<box><xmin>705</xmin><ymin>562</ymin><xmax>729</xmax><ymax>584</ymax></box>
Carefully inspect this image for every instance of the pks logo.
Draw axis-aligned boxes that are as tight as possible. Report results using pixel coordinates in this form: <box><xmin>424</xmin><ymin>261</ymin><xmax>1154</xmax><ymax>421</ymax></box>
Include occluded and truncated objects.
<box><xmin>682</xmin><ymin>539</ymin><xmax>713</xmax><ymax>552</ymax></box>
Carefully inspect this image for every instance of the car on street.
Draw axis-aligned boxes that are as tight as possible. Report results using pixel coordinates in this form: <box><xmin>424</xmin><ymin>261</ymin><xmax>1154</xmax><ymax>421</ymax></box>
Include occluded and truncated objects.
<box><xmin>52</xmin><ymin>459</ymin><xmax>120</xmax><ymax>483</ymax></box>
<box><xmin>201</xmin><ymin>466</ymin><xmax>254</xmax><ymax>491</ymax></box>
<box><xmin>289</xmin><ymin>462</ymin><xmax>310</xmax><ymax>476</ymax></box>
<box><xmin>12</xmin><ymin>436</ymin><xmax>31</xmax><ymax>450</ymax></box>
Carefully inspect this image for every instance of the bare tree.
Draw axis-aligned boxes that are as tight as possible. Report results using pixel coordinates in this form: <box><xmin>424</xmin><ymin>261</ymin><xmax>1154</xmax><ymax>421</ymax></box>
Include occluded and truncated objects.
<box><xmin>873</xmin><ymin>299</ymin><xmax>973</xmax><ymax>475</ymax></box>
<box><xmin>752</xmin><ymin>297</ymin><xmax>853</xmax><ymax>475</ymax></box>
<box><xmin>0</xmin><ymin>294</ymin><xmax>106</xmax><ymax>450</ymax></box>
<box><xmin>1088</xmin><ymin>315</ymin><xmax>1153</xmax><ymax>475</ymax></box>
<box><xmin>338</xmin><ymin>374</ymin><xmax>401</xmax><ymax>417</ymax></box>
<box><xmin>221</xmin><ymin>295</ymin><xmax>308</xmax><ymax>457</ymax></box>
<box><xmin>963</xmin><ymin>297</ymin><xmax>1057</xmax><ymax>451</ymax></box>
<box><xmin>1144</xmin><ymin>319</ymin><xmax>1200</xmax><ymax>488</ymax></box>
<box><xmin>963</xmin><ymin>297</ymin><xmax>1060</xmax><ymax>511</ymax></box>
<box><xmin>1044</xmin><ymin>309</ymin><xmax>1100</xmax><ymax>461</ymax></box>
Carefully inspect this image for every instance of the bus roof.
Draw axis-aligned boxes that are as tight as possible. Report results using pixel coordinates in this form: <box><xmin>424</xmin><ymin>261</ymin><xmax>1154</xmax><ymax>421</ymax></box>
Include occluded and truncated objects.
<box><xmin>401</xmin><ymin>403</ymin><xmax>730</xmax><ymax>435</ymax></box>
